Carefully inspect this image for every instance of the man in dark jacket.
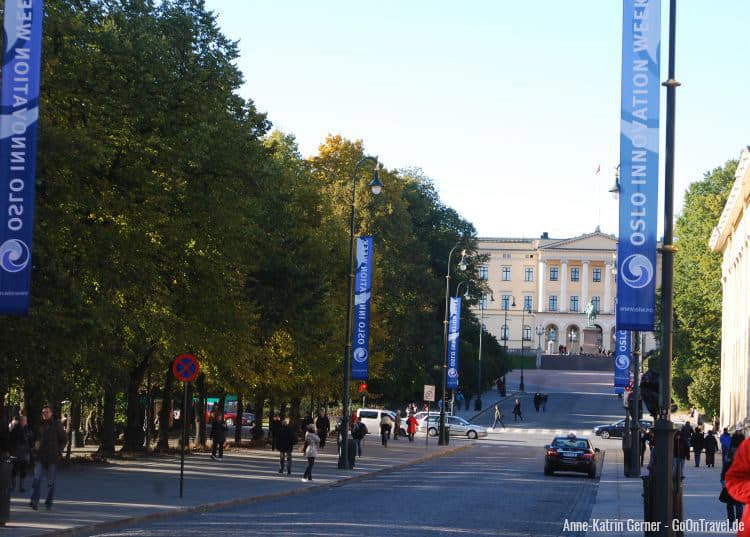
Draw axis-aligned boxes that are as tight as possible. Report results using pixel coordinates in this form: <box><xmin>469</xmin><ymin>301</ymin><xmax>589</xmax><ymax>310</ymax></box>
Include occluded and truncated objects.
<box><xmin>30</xmin><ymin>405</ymin><xmax>67</xmax><ymax>510</ymax></box>
<box><xmin>276</xmin><ymin>417</ymin><xmax>296</xmax><ymax>475</ymax></box>
<box><xmin>315</xmin><ymin>411</ymin><xmax>330</xmax><ymax>449</ymax></box>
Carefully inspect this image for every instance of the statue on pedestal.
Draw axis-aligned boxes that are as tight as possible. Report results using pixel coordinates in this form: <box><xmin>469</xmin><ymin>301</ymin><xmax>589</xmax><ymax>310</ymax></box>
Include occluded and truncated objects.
<box><xmin>584</xmin><ymin>300</ymin><xmax>598</xmax><ymax>328</ymax></box>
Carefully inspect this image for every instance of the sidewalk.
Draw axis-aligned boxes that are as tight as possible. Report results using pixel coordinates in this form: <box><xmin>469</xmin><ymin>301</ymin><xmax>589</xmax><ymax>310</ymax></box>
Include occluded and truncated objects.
<box><xmin>3</xmin><ymin>435</ymin><xmax>469</xmax><ymax>536</ymax></box>
<box><xmin>587</xmin><ymin>447</ymin><xmax>729</xmax><ymax>536</ymax></box>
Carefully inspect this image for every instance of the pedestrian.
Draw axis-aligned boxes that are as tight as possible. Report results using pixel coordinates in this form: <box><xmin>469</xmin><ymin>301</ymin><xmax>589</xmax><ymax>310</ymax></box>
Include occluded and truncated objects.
<box><xmin>29</xmin><ymin>405</ymin><xmax>67</xmax><ymax>510</ymax></box>
<box><xmin>681</xmin><ymin>421</ymin><xmax>694</xmax><ymax>450</ymax></box>
<box><xmin>512</xmin><ymin>399</ymin><xmax>523</xmax><ymax>422</ymax></box>
<box><xmin>269</xmin><ymin>415</ymin><xmax>281</xmax><ymax>451</ymax></box>
<box><xmin>704</xmin><ymin>429</ymin><xmax>719</xmax><ymax>468</ymax></box>
<box><xmin>640</xmin><ymin>428</ymin><xmax>651</xmax><ymax>467</ymax></box>
<box><xmin>721</xmin><ymin>427</ymin><xmax>732</xmax><ymax>465</ymax></box>
<box><xmin>672</xmin><ymin>430</ymin><xmax>690</xmax><ymax>480</ymax></box>
<box><xmin>541</xmin><ymin>394</ymin><xmax>548</xmax><ymax>412</ymax></box>
<box><xmin>352</xmin><ymin>417</ymin><xmax>367</xmax><ymax>456</ymax></box>
<box><xmin>84</xmin><ymin>408</ymin><xmax>97</xmax><ymax>445</ymax></box>
<box><xmin>209</xmin><ymin>406</ymin><xmax>226</xmax><ymax>460</ymax></box>
<box><xmin>302</xmin><ymin>412</ymin><xmax>314</xmax><ymax>430</ymax></box>
<box><xmin>722</xmin><ymin>432</ymin><xmax>746</xmax><ymax>527</ymax></box>
<box><xmin>276</xmin><ymin>417</ymin><xmax>296</xmax><ymax>475</ymax></box>
<box><xmin>691</xmin><ymin>427</ymin><xmax>705</xmax><ymax>467</ymax></box>
<box><xmin>492</xmin><ymin>404</ymin><xmax>505</xmax><ymax>429</ymax></box>
<box><xmin>533</xmin><ymin>392</ymin><xmax>542</xmax><ymax>413</ymax></box>
<box><xmin>380</xmin><ymin>413</ymin><xmax>393</xmax><ymax>447</ymax></box>
<box><xmin>301</xmin><ymin>424</ymin><xmax>319</xmax><ymax>482</ymax></box>
<box><xmin>315</xmin><ymin>410</ymin><xmax>330</xmax><ymax>449</ymax></box>
<box><xmin>9</xmin><ymin>414</ymin><xmax>33</xmax><ymax>492</ymax></box>
<box><xmin>406</xmin><ymin>414</ymin><xmax>417</xmax><ymax>442</ymax></box>
<box><xmin>393</xmin><ymin>411</ymin><xmax>401</xmax><ymax>441</ymax></box>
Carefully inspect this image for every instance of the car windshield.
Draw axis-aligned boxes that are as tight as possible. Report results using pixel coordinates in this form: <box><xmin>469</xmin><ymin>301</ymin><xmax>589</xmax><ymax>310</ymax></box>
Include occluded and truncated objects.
<box><xmin>552</xmin><ymin>438</ymin><xmax>590</xmax><ymax>450</ymax></box>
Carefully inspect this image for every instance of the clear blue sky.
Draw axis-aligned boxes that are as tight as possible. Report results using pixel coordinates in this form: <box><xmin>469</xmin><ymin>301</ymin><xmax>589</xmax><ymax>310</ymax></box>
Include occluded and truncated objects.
<box><xmin>205</xmin><ymin>0</ymin><xmax>749</xmax><ymax>238</ymax></box>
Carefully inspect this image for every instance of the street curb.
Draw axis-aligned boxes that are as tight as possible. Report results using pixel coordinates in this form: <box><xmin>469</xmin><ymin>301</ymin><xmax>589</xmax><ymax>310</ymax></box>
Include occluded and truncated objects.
<box><xmin>36</xmin><ymin>443</ymin><xmax>473</xmax><ymax>537</ymax></box>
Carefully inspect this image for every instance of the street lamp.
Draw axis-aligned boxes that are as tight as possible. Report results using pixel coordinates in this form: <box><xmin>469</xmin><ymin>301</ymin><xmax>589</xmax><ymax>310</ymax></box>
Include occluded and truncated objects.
<box><xmin>439</xmin><ymin>244</ymin><xmax>468</xmax><ymax>446</ymax></box>
<box><xmin>609</xmin><ymin>164</ymin><xmax>621</xmax><ymax>199</ymax></box>
<box><xmin>340</xmin><ymin>156</ymin><xmax>383</xmax><ymax>469</ymax></box>
<box><xmin>536</xmin><ymin>324</ymin><xmax>544</xmax><ymax>352</ymax></box>
<box><xmin>476</xmin><ymin>290</ymin><xmax>494</xmax><ymax>410</ymax></box>
<box><xmin>502</xmin><ymin>295</ymin><xmax>515</xmax><ymax>391</ymax></box>
<box><xmin>520</xmin><ymin>305</ymin><xmax>531</xmax><ymax>392</ymax></box>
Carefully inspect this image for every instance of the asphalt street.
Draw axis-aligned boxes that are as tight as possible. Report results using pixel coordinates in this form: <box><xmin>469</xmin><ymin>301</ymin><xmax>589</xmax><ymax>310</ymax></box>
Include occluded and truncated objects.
<box><xmin>91</xmin><ymin>370</ymin><xmax>628</xmax><ymax>537</ymax></box>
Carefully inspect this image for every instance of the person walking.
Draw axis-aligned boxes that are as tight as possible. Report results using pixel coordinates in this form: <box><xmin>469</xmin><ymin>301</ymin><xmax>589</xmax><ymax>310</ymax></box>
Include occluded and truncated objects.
<box><xmin>315</xmin><ymin>410</ymin><xmax>330</xmax><ymax>449</ymax></box>
<box><xmin>9</xmin><ymin>414</ymin><xmax>33</xmax><ymax>492</ymax></box>
<box><xmin>492</xmin><ymin>404</ymin><xmax>505</xmax><ymax>429</ymax></box>
<box><xmin>533</xmin><ymin>393</ymin><xmax>542</xmax><ymax>413</ymax></box>
<box><xmin>352</xmin><ymin>417</ymin><xmax>367</xmax><ymax>456</ymax></box>
<box><xmin>83</xmin><ymin>408</ymin><xmax>97</xmax><ymax>445</ymax></box>
<box><xmin>276</xmin><ymin>417</ymin><xmax>296</xmax><ymax>475</ymax></box>
<box><xmin>721</xmin><ymin>427</ymin><xmax>732</xmax><ymax>465</ymax></box>
<box><xmin>269</xmin><ymin>415</ymin><xmax>281</xmax><ymax>451</ymax></box>
<box><xmin>541</xmin><ymin>394</ymin><xmax>548</xmax><ymax>412</ymax></box>
<box><xmin>672</xmin><ymin>430</ymin><xmax>690</xmax><ymax>479</ymax></box>
<box><xmin>691</xmin><ymin>427</ymin><xmax>705</xmax><ymax>467</ymax></box>
<box><xmin>512</xmin><ymin>399</ymin><xmax>523</xmax><ymax>422</ymax></box>
<box><xmin>393</xmin><ymin>411</ymin><xmax>402</xmax><ymax>441</ymax></box>
<box><xmin>301</xmin><ymin>424</ymin><xmax>319</xmax><ymax>482</ymax></box>
<box><xmin>209</xmin><ymin>406</ymin><xmax>226</xmax><ymax>460</ymax></box>
<box><xmin>29</xmin><ymin>405</ymin><xmax>67</xmax><ymax>510</ymax></box>
<box><xmin>406</xmin><ymin>414</ymin><xmax>417</xmax><ymax>442</ymax></box>
<box><xmin>704</xmin><ymin>429</ymin><xmax>719</xmax><ymax>468</ymax></box>
<box><xmin>380</xmin><ymin>413</ymin><xmax>393</xmax><ymax>447</ymax></box>
<box><xmin>722</xmin><ymin>432</ymin><xmax>746</xmax><ymax>528</ymax></box>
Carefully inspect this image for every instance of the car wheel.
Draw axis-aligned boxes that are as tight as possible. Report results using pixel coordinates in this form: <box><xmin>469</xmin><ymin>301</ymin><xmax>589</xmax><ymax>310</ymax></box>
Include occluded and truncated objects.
<box><xmin>428</xmin><ymin>427</ymin><xmax>438</xmax><ymax>437</ymax></box>
<box><xmin>225</xmin><ymin>418</ymin><xmax>234</xmax><ymax>427</ymax></box>
<box><xmin>600</xmin><ymin>430</ymin><xmax>610</xmax><ymax>439</ymax></box>
<box><xmin>467</xmin><ymin>430</ymin><xmax>478</xmax><ymax>439</ymax></box>
<box><xmin>544</xmin><ymin>466</ymin><xmax>553</xmax><ymax>476</ymax></box>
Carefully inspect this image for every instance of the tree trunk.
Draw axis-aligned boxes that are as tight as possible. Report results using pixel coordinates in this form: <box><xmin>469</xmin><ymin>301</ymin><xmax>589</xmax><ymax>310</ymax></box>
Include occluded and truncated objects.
<box><xmin>71</xmin><ymin>398</ymin><xmax>83</xmax><ymax>447</ymax></box>
<box><xmin>193</xmin><ymin>373</ymin><xmax>207</xmax><ymax>448</ymax></box>
<box><xmin>122</xmin><ymin>355</ymin><xmax>149</xmax><ymax>452</ymax></box>
<box><xmin>234</xmin><ymin>392</ymin><xmax>243</xmax><ymax>444</ymax></box>
<box><xmin>252</xmin><ymin>393</ymin><xmax>264</xmax><ymax>440</ymax></box>
<box><xmin>100</xmin><ymin>383</ymin><xmax>116</xmax><ymax>456</ymax></box>
<box><xmin>290</xmin><ymin>397</ymin><xmax>301</xmax><ymax>433</ymax></box>
<box><xmin>280</xmin><ymin>401</ymin><xmax>287</xmax><ymax>419</ymax></box>
<box><xmin>157</xmin><ymin>363</ymin><xmax>174</xmax><ymax>452</ymax></box>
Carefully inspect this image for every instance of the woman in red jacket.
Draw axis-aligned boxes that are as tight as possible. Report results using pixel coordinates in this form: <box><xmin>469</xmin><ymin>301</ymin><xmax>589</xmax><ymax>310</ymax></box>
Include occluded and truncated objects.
<box><xmin>724</xmin><ymin>436</ymin><xmax>750</xmax><ymax>536</ymax></box>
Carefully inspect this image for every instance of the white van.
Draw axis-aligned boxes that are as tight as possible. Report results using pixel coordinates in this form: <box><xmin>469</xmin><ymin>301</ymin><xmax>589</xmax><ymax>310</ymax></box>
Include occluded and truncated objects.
<box><xmin>356</xmin><ymin>408</ymin><xmax>396</xmax><ymax>435</ymax></box>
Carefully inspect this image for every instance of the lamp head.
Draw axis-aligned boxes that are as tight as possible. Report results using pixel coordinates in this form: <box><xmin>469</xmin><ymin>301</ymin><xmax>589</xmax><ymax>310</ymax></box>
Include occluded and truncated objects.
<box><xmin>511</xmin><ymin>297</ymin><xmax>516</xmax><ymax>308</ymax></box>
<box><xmin>609</xmin><ymin>165</ymin><xmax>621</xmax><ymax>199</ymax></box>
<box><xmin>369</xmin><ymin>167</ymin><xmax>384</xmax><ymax>195</ymax></box>
<box><xmin>458</xmin><ymin>249</ymin><xmax>468</xmax><ymax>271</ymax></box>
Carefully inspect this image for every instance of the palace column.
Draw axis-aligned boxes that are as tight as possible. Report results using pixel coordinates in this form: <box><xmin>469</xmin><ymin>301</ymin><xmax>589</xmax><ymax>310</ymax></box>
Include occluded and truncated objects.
<box><xmin>538</xmin><ymin>259</ymin><xmax>546</xmax><ymax>312</ymax></box>
<box><xmin>604</xmin><ymin>261</ymin><xmax>613</xmax><ymax>313</ymax></box>
<box><xmin>560</xmin><ymin>259</ymin><xmax>568</xmax><ymax>312</ymax></box>
<box><xmin>581</xmin><ymin>260</ymin><xmax>589</xmax><ymax>308</ymax></box>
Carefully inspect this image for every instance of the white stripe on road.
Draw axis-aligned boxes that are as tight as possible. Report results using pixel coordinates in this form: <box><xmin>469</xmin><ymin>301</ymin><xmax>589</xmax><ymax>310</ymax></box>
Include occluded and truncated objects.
<box><xmin>487</xmin><ymin>427</ymin><xmax>593</xmax><ymax>437</ymax></box>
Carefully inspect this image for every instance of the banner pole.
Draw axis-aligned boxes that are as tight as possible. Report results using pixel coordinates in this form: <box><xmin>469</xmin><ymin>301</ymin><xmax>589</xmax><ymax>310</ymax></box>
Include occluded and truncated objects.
<box><xmin>180</xmin><ymin>381</ymin><xmax>187</xmax><ymax>498</ymax></box>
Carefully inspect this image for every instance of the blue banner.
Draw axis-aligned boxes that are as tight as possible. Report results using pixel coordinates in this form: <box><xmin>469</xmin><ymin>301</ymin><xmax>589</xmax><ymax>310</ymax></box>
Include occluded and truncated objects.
<box><xmin>614</xmin><ymin>330</ymin><xmax>631</xmax><ymax>392</ymax></box>
<box><xmin>447</xmin><ymin>296</ymin><xmax>461</xmax><ymax>389</ymax></box>
<box><xmin>616</xmin><ymin>0</ymin><xmax>661</xmax><ymax>331</ymax></box>
<box><xmin>351</xmin><ymin>236</ymin><xmax>373</xmax><ymax>381</ymax></box>
<box><xmin>0</xmin><ymin>0</ymin><xmax>44</xmax><ymax>314</ymax></box>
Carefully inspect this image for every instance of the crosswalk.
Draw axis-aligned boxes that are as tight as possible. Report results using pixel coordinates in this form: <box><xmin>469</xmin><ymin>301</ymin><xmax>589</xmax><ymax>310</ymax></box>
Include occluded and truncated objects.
<box><xmin>487</xmin><ymin>427</ymin><xmax>594</xmax><ymax>437</ymax></box>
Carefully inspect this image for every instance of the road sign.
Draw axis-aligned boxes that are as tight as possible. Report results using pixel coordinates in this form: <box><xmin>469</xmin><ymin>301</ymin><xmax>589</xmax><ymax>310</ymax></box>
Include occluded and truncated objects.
<box><xmin>172</xmin><ymin>354</ymin><xmax>200</xmax><ymax>383</ymax></box>
<box><xmin>423</xmin><ymin>384</ymin><xmax>436</xmax><ymax>402</ymax></box>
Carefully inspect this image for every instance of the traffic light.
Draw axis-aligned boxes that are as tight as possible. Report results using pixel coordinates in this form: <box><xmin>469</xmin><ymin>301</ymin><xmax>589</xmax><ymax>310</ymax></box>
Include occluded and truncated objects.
<box><xmin>640</xmin><ymin>369</ymin><xmax>659</xmax><ymax>418</ymax></box>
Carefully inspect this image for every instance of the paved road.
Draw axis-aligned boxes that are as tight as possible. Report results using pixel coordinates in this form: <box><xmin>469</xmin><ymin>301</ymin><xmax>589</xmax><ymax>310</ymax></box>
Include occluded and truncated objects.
<box><xmin>93</xmin><ymin>370</ymin><xmax>626</xmax><ymax>537</ymax></box>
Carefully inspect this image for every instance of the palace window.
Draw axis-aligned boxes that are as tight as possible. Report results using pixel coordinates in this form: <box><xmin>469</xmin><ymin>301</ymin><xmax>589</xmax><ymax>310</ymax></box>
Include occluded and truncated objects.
<box><xmin>501</xmin><ymin>295</ymin><xmax>511</xmax><ymax>310</ymax></box>
<box><xmin>524</xmin><ymin>267</ymin><xmax>534</xmax><ymax>282</ymax></box>
<box><xmin>592</xmin><ymin>296</ymin><xmax>601</xmax><ymax>312</ymax></box>
<box><xmin>550</xmin><ymin>267</ymin><xmax>559</xmax><ymax>281</ymax></box>
<box><xmin>523</xmin><ymin>295</ymin><xmax>533</xmax><ymax>311</ymax></box>
<box><xmin>592</xmin><ymin>267</ymin><xmax>601</xmax><ymax>282</ymax></box>
<box><xmin>549</xmin><ymin>295</ymin><xmax>558</xmax><ymax>312</ymax></box>
<box><xmin>480</xmin><ymin>294</ymin><xmax>489</xmax><ymax>309</ymax></box>
<box><xmin>502</xmin><ymin>266</ymin><xmax>511</xmax><ymax>281</ymax></box>
<box><xmin>570</xmin><ymin>295</ymin><xmax>579</xmax><ymax>312</ymax></box>
<box><xmin>523</xmin><ymin>325</ymin><xmax>532</xmax><ymax>341</ymax></box>
<box><xmin>571</xmin><ymin>267</ymin><xmax>580</xmax><ymax>282</ymax></box>
<box><xmin>501</xmin><ymin>324</ymin><xmax>509</xmax><ymax>341</ymax></box>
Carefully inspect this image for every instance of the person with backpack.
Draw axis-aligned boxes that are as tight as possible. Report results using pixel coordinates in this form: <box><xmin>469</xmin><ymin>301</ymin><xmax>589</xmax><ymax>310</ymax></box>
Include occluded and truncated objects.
<box><xmin>352</xmin><ymin>417</ymin><xmax>367</xmax><ymax>456</ymax></box>
<box><xmin>380</xmin><ymin>413</ymin><xmax>393</xmax><ymax>447</ymax></box>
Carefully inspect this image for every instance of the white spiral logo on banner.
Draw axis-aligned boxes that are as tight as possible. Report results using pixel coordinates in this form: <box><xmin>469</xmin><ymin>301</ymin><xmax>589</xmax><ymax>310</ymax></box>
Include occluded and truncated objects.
<box><xmin>616</xmin><ymin>354</ymin><xmax>630</xmax><ymax>370</ymax></box>
<box><xmin>353</xmin><ymin>348</ymin><xmax>368</xmax><ymax>363</ymax></box>
<box><xmin>0</xmin><ymin>239</ymin><xmax>30</xmax><ymax>273</ymax></box>
<box><xmin>621</xmin><ymin>254</ymin><xmax>654</xmax><ymax>289</ymax></box>
<box><xmin>448</xmin><ymin>367</ymin><xmax>458</xmax><ymax>379</ymax></box>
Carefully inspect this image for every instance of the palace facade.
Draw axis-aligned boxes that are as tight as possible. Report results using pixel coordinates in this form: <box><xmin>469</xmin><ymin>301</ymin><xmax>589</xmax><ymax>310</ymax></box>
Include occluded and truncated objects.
<box><xmin>472</xmin><ymin>229</ymin><xmax>659</xmax><ymax>355</ymax></box>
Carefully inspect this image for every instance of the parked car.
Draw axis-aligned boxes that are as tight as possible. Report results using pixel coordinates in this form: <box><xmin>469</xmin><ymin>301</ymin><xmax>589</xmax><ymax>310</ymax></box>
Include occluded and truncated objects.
<box><xmin>592</xmin><ymin>419</ymin><xmax>653</xmax><ymax>439</ymax></box>
<box><xmin>205</xmin><ymin>401</ymin><xmax>255</xmax><ymax>427</ymax></box>
<box><xmin>418</xmin><ymin>415</ymin><xmax>486</xmax><ymax>439</ymax></box>
<box><xmin>356</xmin><ymin>408</ymin><xmax>396</xmax><ymax>435</ymax></box>
<box><xmin>544</xmin><ymin>433</ymin><xmax>600</xmax><ymax>478</ymax></box>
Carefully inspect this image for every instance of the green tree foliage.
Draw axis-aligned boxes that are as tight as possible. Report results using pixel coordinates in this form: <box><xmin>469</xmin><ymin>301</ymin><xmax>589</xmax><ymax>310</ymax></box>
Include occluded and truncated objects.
<box><xmin>672</xmin><ymin>160</ymin><xmax>737</xmax><ymax>414</ymax></box>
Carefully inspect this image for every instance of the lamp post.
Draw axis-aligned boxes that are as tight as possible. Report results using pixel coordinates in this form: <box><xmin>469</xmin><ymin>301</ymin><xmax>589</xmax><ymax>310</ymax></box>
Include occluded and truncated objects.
<box><xmin>502</xmin><ymin>295</ymin><xmax>516</xmax><ymax>390</ymax></box>
<box><xmin>476</xmin><ymin>290</ymin><xmax>494</xmax><ymax>410</ymax></box>
<box><xmin>520</xmin><ymin>305</ymin><xmax>531</xmax><ymax>392</ymax></box>
<box><xmin>339</xmin><ymin>156</ymin><xmax>384</xmax><ymax>469</ymax></box>
<box><xmin>536</xmin><ymin>324</ymin><xmax>544</xmax><ymax>352</ymax></box>
<box><xmin>654</xmin><ymin>0</ymin><xmax>680</xmax><ymax>530</ymax></box>
<box><xmin>439</xmin><ymin>244</ymin><xmax>468</xmax><ymax>446</ymax></box>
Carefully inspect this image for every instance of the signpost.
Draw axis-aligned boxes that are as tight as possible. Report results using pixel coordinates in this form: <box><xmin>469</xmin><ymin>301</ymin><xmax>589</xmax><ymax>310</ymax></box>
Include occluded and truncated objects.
<box><xmin>172</xmin><ymin>354</ymin><xmax>200</xmax><ymax>498</ymax></box>
<box><xmin>424</xmin><ymin>384</ymin><xmax>435</xmax><ymax>446</ymax></box>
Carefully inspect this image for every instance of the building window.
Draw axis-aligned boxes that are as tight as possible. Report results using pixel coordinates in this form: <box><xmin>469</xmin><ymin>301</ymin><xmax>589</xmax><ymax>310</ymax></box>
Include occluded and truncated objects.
<box><xmin>523</xmin><ymin>325</ymin><xmax>532</xmax><ymax>341</ymax></box>
<box><xmin>550</xmin><ymin>267</ymin><xmax>558</xmax><ymax>281</ymax></box>
<box><xmin>501</xmin><ymin>324</ymin><xmax>509</xmax><ymax>341</ymax></box>
<box><xmin>502</xmin><ymin>266</ymin><xmax>511</xmax><ymax>281</ymax></box>
<box><xmin>592</xmin><ymin>296</ymin><xmax>601</xmax><ymax>312</ymax></box>
<box><xmin>549</xmin><ymin>295</ymin><xmax>558</xmax><ymax>311</ymax></box>
<box><xmin>502</xmin><ymin>253</ymin><xmax>512</xmax><ymax>259</ymax></box>
<box><xmin>501</xmin><ymin>295</ymin><xmax>511</xmax><ymax>310</ymax></box>
<box><xmin>593</xmin><ymin>267</ymin><xmax>601</xmax><ymax>282</ymax></box>
<box><xmin>570</xmin><ymin>295</ymin><xmax>579</xmax><ymax>312</ymax></box>
<box><xmin>524</xmin><ymin>267</ymin><xmax>534</xmax><ymax>282</ymax></box>
<box><xmin>479</xmin><ymin>266</ymin><xmax>488</xmax><ymax>280</ymax></box>
<box><xmin>523</xmin><ymin>295</ymin><xmax>533</xmax><ymax>311</ymax></box>
<box><xmin>571</xmin><ymin>267</ymin><xmax>580</xmax><ymax>282</ymax></box>
<box><xmin>480</xmin><ymin>294</ymin><xmax>489</xmax><ymax>309</ymax></box>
